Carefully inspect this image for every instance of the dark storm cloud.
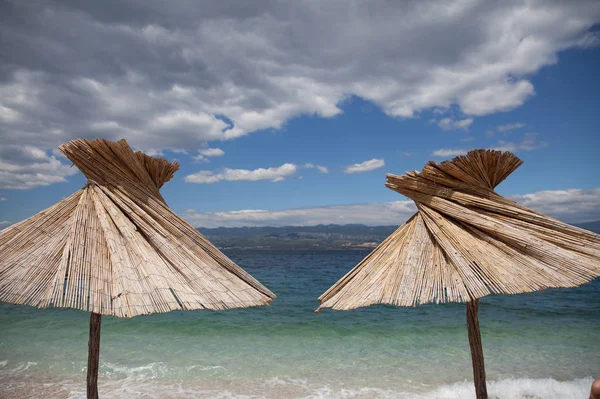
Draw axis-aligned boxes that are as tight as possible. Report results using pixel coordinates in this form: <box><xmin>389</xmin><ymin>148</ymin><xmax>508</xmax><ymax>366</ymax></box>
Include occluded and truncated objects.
<box><xmin>0</xmin><ymin>0</ymin><xmax>599</xmax><ymax>188</ymax></box>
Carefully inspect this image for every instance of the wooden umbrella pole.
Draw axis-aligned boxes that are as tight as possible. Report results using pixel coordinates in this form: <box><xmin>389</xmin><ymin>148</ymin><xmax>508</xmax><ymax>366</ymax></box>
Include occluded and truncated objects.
<box><xmin>87</xmin><ymin>313</ymin><xmax>102</xmax><ymax>399</ymax></box>
<box><xmin>466</xmin><ymin>299</ymin><xmax>488</xmax><ymax>399</ymax></box>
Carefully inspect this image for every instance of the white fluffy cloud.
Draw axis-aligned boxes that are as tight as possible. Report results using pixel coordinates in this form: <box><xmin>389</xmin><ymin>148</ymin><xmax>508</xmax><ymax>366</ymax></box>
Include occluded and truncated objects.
<box><xmin>493</xmin><ymin>132</ymin><xmax>548</xmax><ymax>152</ymax></box>
<box><xmin>510</xmin><ymin>188</ymin><xmax>600</xmax><ymax>223</ymax></box>
<box><xmin>185</xmin><ymin>163</ymin><xmax>297</xmax><ymax>184</ymax></box>
<box><xmin>432</xmin><ymin>148</ymin><xmax>469</xmax><ymax>158</ymax></box>
<box><xmin>345</xmin><ymin>159</ymin><xmax>385</xmax><ymax>174</ymax></box>
<box><xmin>433</xmin><ymin>132</ymin><xmax>548</xmax><ymax>158</ymax></box>
<box><xmin>0</xmin><ymin>197</ymin><xmax>6</xmax><ymax>201</ymax></box>
<box><xmin>180</xmin><ymin>187</ymin><xmax>600</xmax><ymax>228</ymax></box>
<box><xmin>436</xmin><ymin>117</ymin><xmax>474</xmax><ymax>131</ymax></box>
<box><xmin>0</xmin><ymin>144</ymin><xmax>78</xmax><ymax>189</ymax></box>
<box><xmin>199</xmin><ymin>148</ymin><xmax>225</xmax><ymax>157</ymax></box>
<box><xmin>1</xmin><ymin>1</ymin><xmax>598</xmax><ymax>157</ymax></box>
<box><xmin>303</xmin><ymin>163</ymin><xmax>329</xmax><ymax>173</ymax></box>
<box><xmin>459</xmin><ymin>80</ymin><xmax>535</xmax><ymax>116</ymax></box>
<box><xmin>193</xmin><ymin>147</ymin><xmax>225</xmax><ymax>162</ymax></box>
<box><xmin>497</xmin><ymin>122</ymin><xmax>525</xmax><ymax>132</ymax></box>
<box><xmin>182</xmin><ymin>201</ymin><xmax>416</xmax><ymax>228</ymax></box>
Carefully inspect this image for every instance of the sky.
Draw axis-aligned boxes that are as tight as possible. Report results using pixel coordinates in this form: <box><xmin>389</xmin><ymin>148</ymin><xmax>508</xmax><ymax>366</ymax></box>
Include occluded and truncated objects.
<box><xmin>1</xmin><ymin>0</ymin><xmax>599</xmax><ymax>228</ymax></box>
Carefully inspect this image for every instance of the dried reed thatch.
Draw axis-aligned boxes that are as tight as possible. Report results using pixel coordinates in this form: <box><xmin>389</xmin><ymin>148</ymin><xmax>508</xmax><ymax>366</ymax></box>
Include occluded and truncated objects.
<box><xmin>0</xmin><ymin>138</ymin><xmax>275</xmax><ymax>317</ymax></box>
<box><xmin>1</xmin><ymin>138</ymin><xmax>276</xmax><ymax>398</ymax></box>
<box><xmin>319</xmin><ymin>150</ymin><xmax>599</xmax><ymax>311</ymax></box>
<box><xmin>317</xmin><ymin>149</ymin><xmax>599</xmax><ymax>399</ymax></box>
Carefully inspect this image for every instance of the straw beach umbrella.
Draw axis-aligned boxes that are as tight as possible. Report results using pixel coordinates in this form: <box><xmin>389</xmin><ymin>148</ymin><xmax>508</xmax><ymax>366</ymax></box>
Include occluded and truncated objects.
<box><xmin>317</xmin><ymin>149</ymin><xmax>600</xmax><ymax>399</ymax></box>
<box><xmin>0</xmin><ymin>138</ymin><xmax>276</xmax><ymax>398</ymax></box>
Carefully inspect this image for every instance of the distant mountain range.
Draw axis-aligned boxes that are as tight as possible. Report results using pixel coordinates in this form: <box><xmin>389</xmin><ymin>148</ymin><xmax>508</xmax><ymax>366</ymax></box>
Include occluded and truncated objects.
<box><xmin>198</xmin><ymin>220</ymin><xmax>600</xmax><ymax>250</ymax></box>
<box><xmin>198</xmin><ymin>224</ymin><xmax>398</xmax><ymax>250</ymax></box>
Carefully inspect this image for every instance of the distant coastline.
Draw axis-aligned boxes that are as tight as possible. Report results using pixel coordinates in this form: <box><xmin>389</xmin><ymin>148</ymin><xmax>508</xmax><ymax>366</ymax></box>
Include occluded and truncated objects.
<box><xmin>198</xmin><ymin>220</ymin><xmax>600</xmax><ymax>250</ymax></box>
<box><xmin>198</xmin><ymin>224</ymin><xmax>397</xmax><ymax>250</ymax></box>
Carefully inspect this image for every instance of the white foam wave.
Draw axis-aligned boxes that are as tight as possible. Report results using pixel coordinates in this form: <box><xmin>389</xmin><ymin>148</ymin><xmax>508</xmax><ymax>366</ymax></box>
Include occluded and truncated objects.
<box><xmin>263</xmin><ymin>376</ymin><xmax>310</xmax><ymax>387</ymax></box>
<box><xmin>0</xmin><ymin>374</ymin><xmax>594</xmax><ymax>399</ymax></box>
<box><xmin>0</xmin><ymin>361</ymin><xmax>38</xmax><ymax>374</ymax></box>
<box><xmin>417</xmin><ymin>377</ymin><xmax>593</xmax><ymax>399</ymax></box>
<box><xmin>187</xmin><ymin>365</ymin><xmax>227</xmax><ymax>372</ymax></box>
<box><xmin>101</xmin><ymin>361</ymin><xmax>169</xmax><ymax>380</ymax></box>
<box><xmin>263</xmin><ymin>377</ymin><xmax>593</xmax><ymax>399</ymax></box>
<box><xmin>94</xmin><ymin>376</ymin><xmax>598</xmax><ymax>399</ymax></box>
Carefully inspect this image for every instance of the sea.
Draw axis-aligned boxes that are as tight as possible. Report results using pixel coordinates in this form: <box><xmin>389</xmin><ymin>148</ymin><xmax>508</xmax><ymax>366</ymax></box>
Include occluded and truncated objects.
<box><xmin>1</xmin><ymin>250</ymin><xmax>598</xmax><ymax>399</ymax></box>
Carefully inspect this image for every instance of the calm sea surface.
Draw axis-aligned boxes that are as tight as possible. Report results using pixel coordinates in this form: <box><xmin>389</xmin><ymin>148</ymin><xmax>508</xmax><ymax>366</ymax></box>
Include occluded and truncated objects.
<box><xmin>1</xmin><ymin>250</ymin><xmax>598</xmax><ymax>398</ymax></box>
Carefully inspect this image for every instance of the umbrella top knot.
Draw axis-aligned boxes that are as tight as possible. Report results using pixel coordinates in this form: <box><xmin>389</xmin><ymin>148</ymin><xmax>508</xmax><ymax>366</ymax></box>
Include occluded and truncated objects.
<box><xmin>59</xmin><ymin>138</ymin><xmax>180</xmax><ymax>196</ymax></box>
<box><xmin>385</xmin><ymin>149</ymin><xmax>524</xmax><ymax>206</ymax></box>
<box><xmin>433</xmin><ymin>149</ymin><xmax>523</xmax><ymax>189</ymax></box>
<box><xmin>391</xmin><ymin>149</ymin><xmax>523</xmax><ymax>194</ymax></box>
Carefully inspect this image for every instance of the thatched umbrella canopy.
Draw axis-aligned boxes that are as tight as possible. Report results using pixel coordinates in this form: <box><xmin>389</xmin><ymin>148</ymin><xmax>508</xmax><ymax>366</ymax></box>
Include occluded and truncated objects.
<box><xmin>317</xmin><ymin>149</ymin><xmax>599</xmax><ymax>399</ymax></box>
<box><xmin>0</xmin><ymin>138</ymin><xmax>275</xmax><ymax>398</ymax></box>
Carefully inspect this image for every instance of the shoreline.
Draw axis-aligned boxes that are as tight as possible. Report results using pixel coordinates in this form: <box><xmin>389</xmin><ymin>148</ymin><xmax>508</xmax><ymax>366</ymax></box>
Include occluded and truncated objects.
<box><xmin>0</xmin><ymin>372</ymin><xmax>594</xmax><ymax>399</ymax></box>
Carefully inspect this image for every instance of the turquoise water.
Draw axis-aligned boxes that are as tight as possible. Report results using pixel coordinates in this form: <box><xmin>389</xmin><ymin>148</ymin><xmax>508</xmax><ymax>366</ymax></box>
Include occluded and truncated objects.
<box><xmin>1</xmin><ymin>250</ymin><xmax>598</xmax><ymax>398</ymax></box>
